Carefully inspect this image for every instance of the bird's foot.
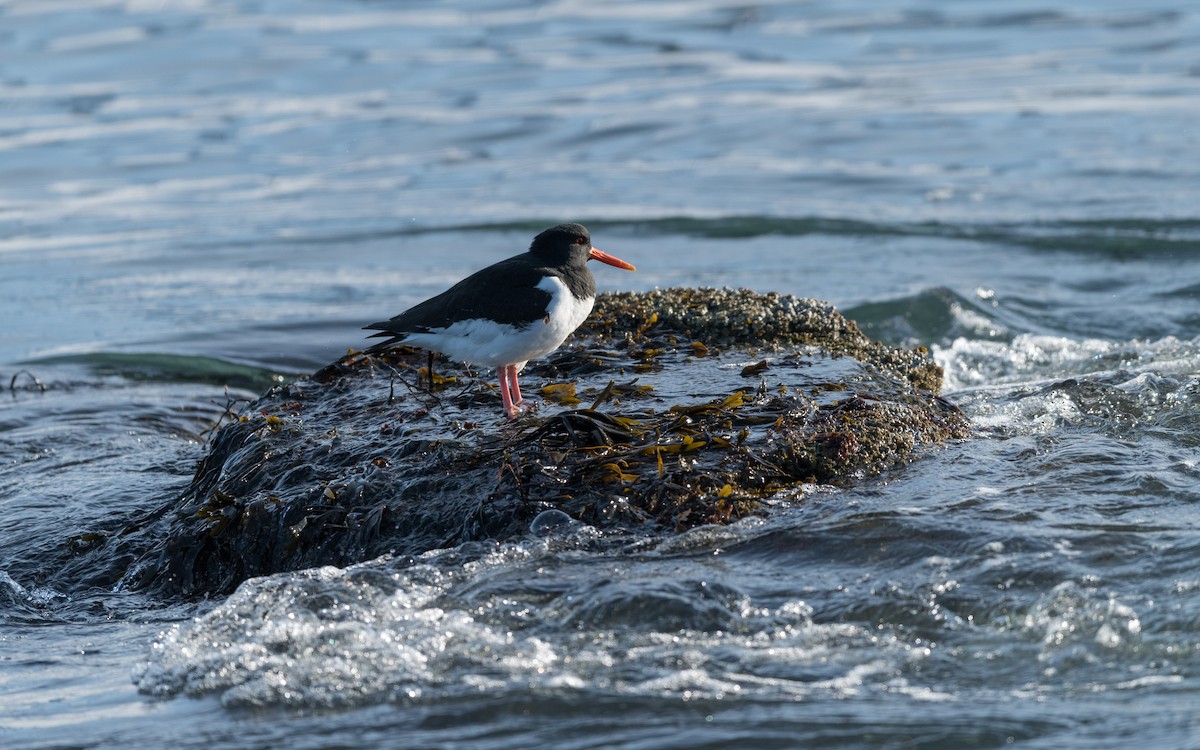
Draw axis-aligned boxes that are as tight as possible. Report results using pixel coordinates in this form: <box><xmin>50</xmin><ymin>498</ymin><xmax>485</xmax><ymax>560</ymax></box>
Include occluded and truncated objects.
<box><xmin>503</xmin><ymin>402</ymin><xmax>527</xmax><ymax>420</ymax></box>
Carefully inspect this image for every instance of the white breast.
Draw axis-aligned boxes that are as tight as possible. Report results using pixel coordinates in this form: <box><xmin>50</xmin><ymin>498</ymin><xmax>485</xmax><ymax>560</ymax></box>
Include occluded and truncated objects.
<box><xmin>537</xmin><ymin>274</ymin><xmax>595</xmax><ymax>350</ymax></box>
<box><xmin>399</xmin><ymin>274</ymin><xmax>594</xmax><ymax>370</ymax></box>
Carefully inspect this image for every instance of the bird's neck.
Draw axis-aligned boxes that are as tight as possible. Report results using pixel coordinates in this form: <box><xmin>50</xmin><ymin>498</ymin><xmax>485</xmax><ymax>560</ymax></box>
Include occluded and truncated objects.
<box><xmin>551</xmin><ymin>262</ymin><xmax>597</xmax><ymax>301</ymax></box>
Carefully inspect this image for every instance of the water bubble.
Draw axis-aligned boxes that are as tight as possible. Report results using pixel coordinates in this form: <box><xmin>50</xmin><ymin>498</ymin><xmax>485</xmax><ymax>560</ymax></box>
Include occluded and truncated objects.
<box><xmin>529</xmin><ymin>509</ymin><xmax>577</xmax><ymax>537</ymax></box>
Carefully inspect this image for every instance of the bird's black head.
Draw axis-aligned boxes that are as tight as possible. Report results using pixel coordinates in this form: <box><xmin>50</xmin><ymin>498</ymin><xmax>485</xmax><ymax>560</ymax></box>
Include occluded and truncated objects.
<box><xmin>529</xmin><ymin>223</ymin><xmax>591</xmax><ymax>266</ymax></box>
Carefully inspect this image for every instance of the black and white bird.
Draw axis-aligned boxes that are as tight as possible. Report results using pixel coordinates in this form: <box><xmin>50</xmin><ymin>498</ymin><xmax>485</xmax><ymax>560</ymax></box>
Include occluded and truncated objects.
<box><xmin>364</xmin><ymin>223</ymin><xmax>636</xmax><ymax>419</ymax></box>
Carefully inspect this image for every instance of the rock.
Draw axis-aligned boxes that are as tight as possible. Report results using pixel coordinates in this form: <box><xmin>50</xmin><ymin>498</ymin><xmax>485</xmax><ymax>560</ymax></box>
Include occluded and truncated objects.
<box><xmin>100</xmin><ymin>288</ymin><xmax>968</xmax><ymax>597</ymax></box>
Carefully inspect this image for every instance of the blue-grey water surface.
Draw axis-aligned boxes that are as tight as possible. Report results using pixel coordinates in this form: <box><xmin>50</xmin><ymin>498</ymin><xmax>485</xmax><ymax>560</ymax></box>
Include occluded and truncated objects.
<box><xmin>2</xmin><ymin>1</ymin><xmax>1199</xmax><ymax>748</ymax></box>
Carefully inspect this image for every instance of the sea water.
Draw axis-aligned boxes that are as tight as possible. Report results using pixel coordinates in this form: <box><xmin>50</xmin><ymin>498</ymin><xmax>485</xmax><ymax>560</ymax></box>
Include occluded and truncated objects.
<box><xmin>2</xmin><ymin>1</ymin><xmax>1198</xmax><ymax>748</ymax></box>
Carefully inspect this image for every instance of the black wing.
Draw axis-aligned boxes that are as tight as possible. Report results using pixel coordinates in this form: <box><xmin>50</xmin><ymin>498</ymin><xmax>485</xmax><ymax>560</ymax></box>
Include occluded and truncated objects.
<box><xmin>364</xmin><ymin>253</ymin><xmax>554</xmax><ymax>351</ymax></box>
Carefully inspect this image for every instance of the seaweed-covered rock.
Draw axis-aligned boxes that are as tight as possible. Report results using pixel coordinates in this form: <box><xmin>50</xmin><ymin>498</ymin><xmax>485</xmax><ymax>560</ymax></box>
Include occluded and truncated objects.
<box><xmin>105</xmin><ymin>288</ymin><xmax>967</xmax><ymax>597</ymax></box>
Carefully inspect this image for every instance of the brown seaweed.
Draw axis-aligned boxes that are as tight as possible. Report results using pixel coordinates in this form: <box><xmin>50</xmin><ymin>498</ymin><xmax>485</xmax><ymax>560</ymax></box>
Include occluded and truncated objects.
<box><xmin>63</xmin><ymin>288</ymin><xmax>969</xmax><ymax>598</ymax></box>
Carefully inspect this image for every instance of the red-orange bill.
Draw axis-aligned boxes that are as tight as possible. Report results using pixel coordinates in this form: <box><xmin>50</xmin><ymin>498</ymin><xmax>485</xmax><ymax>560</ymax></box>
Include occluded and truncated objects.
<box><xmin>588</xmin><ymin>247</ymin><xmax>636</xmax><ymax>271</ymax></box>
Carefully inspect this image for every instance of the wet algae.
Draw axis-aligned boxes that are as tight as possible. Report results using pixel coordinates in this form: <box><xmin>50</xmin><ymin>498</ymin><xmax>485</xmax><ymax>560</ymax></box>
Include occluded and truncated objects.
<box><xmin>114</xmin><ymin>288</ymin><xmax>968</xmax><ymax>597</ymax></box>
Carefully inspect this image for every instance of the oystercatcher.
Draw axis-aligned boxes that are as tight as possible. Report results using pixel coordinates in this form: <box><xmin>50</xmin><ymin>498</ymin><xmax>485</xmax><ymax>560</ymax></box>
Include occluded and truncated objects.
<box><xmin>364</xmin><ymin>223</ymin><xmax>636</xmax><ymax>418</ymax></box>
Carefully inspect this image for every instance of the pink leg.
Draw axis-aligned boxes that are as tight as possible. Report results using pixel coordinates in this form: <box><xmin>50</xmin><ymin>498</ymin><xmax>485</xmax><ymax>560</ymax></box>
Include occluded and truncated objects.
<box><xmin>507</xmin><ymin>364</ymin><xmax>524</xmax><ymax>406</ymax></box>
<box><xmin>497</xmin><ymin>365</ymin><xmax>524</xmax><ymax>419</ymax></box>
<box><xmin>497</xmin><ymin>366</ymin><xmax>516</xmax><ymax>418</ymax></box>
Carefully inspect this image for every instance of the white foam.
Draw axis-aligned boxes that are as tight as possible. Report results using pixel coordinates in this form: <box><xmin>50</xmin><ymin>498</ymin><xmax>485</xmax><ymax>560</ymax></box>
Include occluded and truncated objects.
<box><xmin>937</xmin><ymin>334</ymin><xmax>1200</xmax><ymax>394</ymax></box>
<box><xmin>1017</xmin><ymin>582</ymin><xmax>1143</xmax><ymax>667</ymax></box>
<box><xmin>134</xmin><ymin>540</ymin><xmax>927</xmax><ymax>709</ymax></box>
<box><xmin>934</xmin><ymin>334</ymin><xmax>1117</xmax><ymax>391</ymax></box>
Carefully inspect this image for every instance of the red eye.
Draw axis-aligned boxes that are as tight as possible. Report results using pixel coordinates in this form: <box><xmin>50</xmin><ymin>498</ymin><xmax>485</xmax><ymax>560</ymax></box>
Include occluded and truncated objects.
<box><xmin>575</xmin><ymin>236</ymin><xmax>587</xmax><ymax>245</ymax></box>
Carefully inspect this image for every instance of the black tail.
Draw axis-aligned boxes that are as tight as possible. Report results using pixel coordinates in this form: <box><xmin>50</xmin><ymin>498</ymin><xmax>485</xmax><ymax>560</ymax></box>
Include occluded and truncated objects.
<box><xmin>362</xmin><ymin>322</ymin><xmax>407</xmax><ymax>353</ymax></box>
